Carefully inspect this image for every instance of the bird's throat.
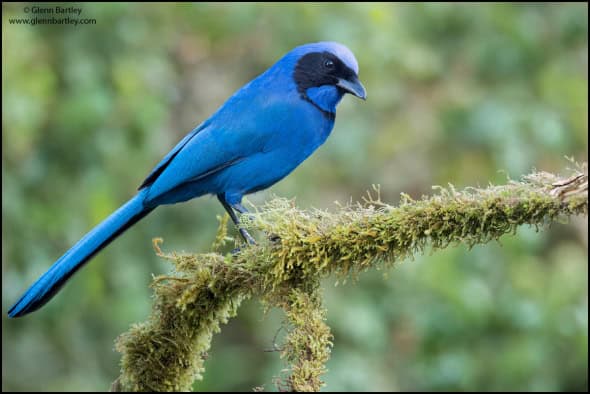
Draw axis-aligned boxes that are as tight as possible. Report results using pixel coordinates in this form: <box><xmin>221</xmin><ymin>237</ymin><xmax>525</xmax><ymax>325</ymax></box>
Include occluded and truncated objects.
<box><xmin>301</xmin><ymin>94</ymin><xmax>336</xmax><ymax>121</ymax></box>
<box><xmin>304</xmin><ymin>85</ymin><xmax>343</xmax><ymax>120</ymax></box>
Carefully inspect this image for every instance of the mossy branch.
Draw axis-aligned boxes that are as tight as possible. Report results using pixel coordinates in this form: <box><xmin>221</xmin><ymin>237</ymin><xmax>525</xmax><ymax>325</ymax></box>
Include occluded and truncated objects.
<box><xmin>111</xmin><ymin>163</ymin><xmax>587</xmax><ymax>392</ymax></box>
<box><xmin>273</xmin><ymin>285</ymin><xmax>332</xmax><ymax>392</ymax></box>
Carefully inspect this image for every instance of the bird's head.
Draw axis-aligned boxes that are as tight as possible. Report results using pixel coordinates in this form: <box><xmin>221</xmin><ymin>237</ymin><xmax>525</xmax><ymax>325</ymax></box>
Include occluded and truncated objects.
<box><xmin>277</xmin><ymin>42</ymin><xmax>366</xmax><ymax>115</ymax></box>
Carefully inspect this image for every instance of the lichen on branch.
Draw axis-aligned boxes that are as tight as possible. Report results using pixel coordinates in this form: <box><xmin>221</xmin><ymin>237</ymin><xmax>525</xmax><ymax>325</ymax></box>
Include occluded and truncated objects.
<box><xmin>112</xmin><ymin>163</ymin><xmax>588</xmax><ymax>392</ymax></box>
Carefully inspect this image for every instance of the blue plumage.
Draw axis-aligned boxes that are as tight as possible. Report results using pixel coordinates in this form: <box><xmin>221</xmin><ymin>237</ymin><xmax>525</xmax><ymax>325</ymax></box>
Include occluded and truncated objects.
<box><xmin>8</xmin><ymin>41</ymin><xmax>365</xmax><ymax>318</ymax></box>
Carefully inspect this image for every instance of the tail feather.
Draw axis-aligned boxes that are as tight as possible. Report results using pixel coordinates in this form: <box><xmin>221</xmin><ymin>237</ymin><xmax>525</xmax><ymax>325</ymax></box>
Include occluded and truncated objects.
<box><xmin>8</xmin><ymin>191</ymin><xmax>153</xmax><ymax>318</ymax></box>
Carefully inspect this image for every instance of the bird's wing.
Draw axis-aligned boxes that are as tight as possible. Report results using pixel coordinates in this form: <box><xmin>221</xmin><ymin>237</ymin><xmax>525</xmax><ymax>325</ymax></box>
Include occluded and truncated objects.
<box><xmin>138</xmin><ymin>120</ymin><xmax>210</xmax><ymax>190</ymax></box>
<box><xmin>141</xmin><ymin>91</ymin><xmax>293</xmax><ymax>204</ymax></box>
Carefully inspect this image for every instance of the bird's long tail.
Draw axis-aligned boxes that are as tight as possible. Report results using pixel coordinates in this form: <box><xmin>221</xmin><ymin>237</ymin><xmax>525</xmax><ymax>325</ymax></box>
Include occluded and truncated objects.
<box><xmin>8</xmin><ymin>190</ymin><xmax>153</xmax><ymax>318</ymax></box>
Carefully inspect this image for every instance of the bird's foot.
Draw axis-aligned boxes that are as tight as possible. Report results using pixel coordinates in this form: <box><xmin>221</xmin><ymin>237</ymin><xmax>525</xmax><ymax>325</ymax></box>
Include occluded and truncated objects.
<box><xmin>230</xmin><ymin>229</ymin><xmax>256</xmax><ymax>255</ymax></box>
<box><xmin>239</xmin><ymin>228</ymin><xmax>257</xmax><ymax>245</ymax></box>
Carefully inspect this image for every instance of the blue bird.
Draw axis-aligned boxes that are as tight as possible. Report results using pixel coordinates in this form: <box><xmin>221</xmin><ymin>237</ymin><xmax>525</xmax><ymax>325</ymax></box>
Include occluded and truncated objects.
<box><xmin>8</xmin><ymin>41</ymin><xmax>366</xmax><ymax>318</ymax></box>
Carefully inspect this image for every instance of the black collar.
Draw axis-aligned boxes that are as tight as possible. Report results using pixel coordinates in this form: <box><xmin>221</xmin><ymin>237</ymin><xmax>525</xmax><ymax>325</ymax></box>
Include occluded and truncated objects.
<box><xmin>300</xmin><ymin>94</ymin><xmax>335</xmax><ymax>121</ymax></box>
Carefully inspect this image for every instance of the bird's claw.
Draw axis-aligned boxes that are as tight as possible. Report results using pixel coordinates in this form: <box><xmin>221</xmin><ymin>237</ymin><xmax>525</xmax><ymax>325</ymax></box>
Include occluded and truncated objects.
<box><xmin>239</xmin><ymin>228</ymin><xmax>257</xmax><ymax>245</ymax></box>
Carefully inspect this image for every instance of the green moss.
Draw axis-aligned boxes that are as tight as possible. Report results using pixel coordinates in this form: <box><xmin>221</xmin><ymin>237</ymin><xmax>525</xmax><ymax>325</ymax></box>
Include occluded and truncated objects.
<box><xmin>112</xmin><ymin>165</ymin><xmax>587</xmax><ymax>392</ymax></box>
<box><xmin>275</xmin><ymin>287</ymin><xmax>332</xmax><ymax>392</ymax></box>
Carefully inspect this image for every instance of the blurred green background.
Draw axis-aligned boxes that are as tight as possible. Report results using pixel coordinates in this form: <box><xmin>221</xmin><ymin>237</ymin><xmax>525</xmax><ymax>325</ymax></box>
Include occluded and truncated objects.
<box><xmin>2</xmin><ymin>2</ymin><xmax>588</xmax><ymax>391</ymax></box>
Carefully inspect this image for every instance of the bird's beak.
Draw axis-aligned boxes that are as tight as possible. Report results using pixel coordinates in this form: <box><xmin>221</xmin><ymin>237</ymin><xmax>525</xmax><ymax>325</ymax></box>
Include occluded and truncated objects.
<box><xmin>337</xmin><ymin>76</ymin><xmax>367</xmax><ymax>100</ymax></box>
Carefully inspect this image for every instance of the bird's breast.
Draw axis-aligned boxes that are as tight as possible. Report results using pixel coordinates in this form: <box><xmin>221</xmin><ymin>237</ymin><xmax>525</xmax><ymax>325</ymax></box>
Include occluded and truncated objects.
<box><xmin>264</xmin><ymin>97</ymin><xmax>335</xmax><ymax>156</ymax></box>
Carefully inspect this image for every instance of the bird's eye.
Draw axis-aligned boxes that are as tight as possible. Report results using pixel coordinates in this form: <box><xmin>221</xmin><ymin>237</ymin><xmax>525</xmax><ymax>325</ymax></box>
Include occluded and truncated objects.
<box><xmin>324</xmin><ymin>59</ymin><xmax>335</xmax><ymax>69</ymax></box>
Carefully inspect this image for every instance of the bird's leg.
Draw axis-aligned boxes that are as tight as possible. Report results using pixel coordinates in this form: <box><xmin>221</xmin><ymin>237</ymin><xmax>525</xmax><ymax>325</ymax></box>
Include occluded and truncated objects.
<box><xmin>231</xmin><ymin>202</ymin><xmax>251</xmax><ymax>216</ymax></box>
<box><xmin>217</xmin><ymin>195</ymin><xmax>256</xmax><ymax>245</ymax></box>
<box><xmin>232</xmin><ymin>202</ymin><xmax>259</xmax><ymax>223</ymax></box>
<box><xmin>234</xmin><ymin>201</ymin><xmax>281</xmax><ymax>245</ymax></box>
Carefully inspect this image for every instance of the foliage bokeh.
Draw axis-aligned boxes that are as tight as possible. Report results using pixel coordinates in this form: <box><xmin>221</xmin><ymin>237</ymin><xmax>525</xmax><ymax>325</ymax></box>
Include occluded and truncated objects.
<box><xmin>2</xmin><ymin>3</ymin><xmax>587</xmax><ymax>391</ymax></box>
